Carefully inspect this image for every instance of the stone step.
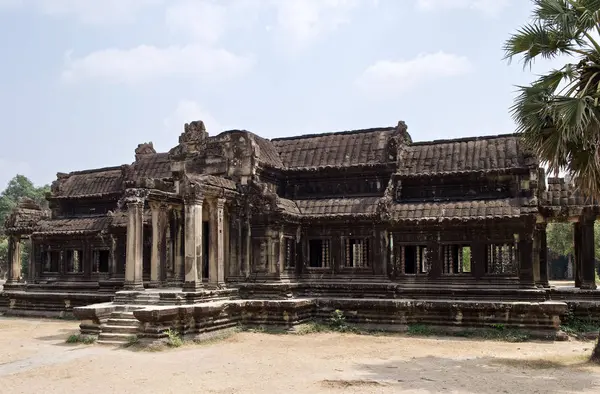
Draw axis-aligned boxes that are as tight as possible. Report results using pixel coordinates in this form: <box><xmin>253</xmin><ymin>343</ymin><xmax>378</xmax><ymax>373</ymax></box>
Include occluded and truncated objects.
<box><xmin>102</xmin><ymin>325</ymin><xmax>139</xmax><ymax>335</ymax></box>
<box><xmin>98</xmin><ymin>332</ymin><xmax>137</xmax><ymax>345</ymax></box>
<box><xmin>111</xmin><ymin>312</ymin><xmax>135</xmax><ymax>319</ymax></box>
<box><xmin>97</xmin><ymin>340</ymin><xmax>130</xmax><ymax>346</ymax></box>
<box><xmin>106</xmin><ymin>318</ymin><xmax>139</xmax><ymax>327</ymax></box>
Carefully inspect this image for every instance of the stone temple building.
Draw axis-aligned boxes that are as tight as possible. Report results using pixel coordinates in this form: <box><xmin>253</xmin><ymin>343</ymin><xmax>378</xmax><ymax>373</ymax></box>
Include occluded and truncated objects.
<box><xmin>2</xmin><ymin>121</ymin><xmax>599</xmax><ymax>343</ymax></box>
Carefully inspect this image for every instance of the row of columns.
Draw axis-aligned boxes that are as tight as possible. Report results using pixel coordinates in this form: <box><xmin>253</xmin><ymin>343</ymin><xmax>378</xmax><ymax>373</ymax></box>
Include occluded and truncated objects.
<box><xmin>123</xmin><ymin>189</ymin><xmax>226</xmax><ymax>292</ymax></box>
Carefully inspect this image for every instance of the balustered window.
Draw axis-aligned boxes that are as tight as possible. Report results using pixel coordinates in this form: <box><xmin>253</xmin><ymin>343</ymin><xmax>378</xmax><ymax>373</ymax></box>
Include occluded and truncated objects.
<box><xmin>397</xmin><ymin>245</ymin><xmax>429</xmax><ymax>274</ymax></box>
<box><xmin>42</xmin><ymin>250</ymin><xmax>60</xmax><ymax>273</ymax></box>
<box><xmin>442</xmin><ymin>245</ymin><xmax>472</xmax><ymax>274</ymax></box>
<box><xmin>308</xmin><ymin>239</ymin><xmax>330</xmax><ymax>268</ymax></box>
<box><xmin>485</xmin><ymin>243</ymin><xmax>517</xmax><ymax>275</ymax></box>
<box><xmin>284</xmin><ymin>237</ymin><xmax>295</xmax><ymax>269</ymax></box>
<box><xmin>343</xmin><ymin>238</ymin><xmax>370</xmax><ymax>268</ymax></box>
<box><xmin>66</xmin><ymin>249</ymin><xmax>83</xmax><ymax>273</ymax></box>
<box><xmin>92</xmin><ymin>249</ymin><xmax>110</xmax><ymax>273</ymax></box>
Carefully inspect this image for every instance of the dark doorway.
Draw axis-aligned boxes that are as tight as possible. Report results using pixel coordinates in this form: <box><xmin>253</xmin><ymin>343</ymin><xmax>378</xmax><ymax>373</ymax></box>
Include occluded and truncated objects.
<box><xmin>203</xmin><ymin>221</ymin><xmax>210</xmax><ymax>280</ymax></box>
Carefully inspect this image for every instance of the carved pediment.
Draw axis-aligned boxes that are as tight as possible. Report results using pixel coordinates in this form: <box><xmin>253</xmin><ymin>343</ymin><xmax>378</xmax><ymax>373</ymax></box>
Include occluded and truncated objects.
<box><xmin>180</xmin><ymin>120</ymin><xmax>208</xmax><ymax>144</ymax></box>
<box><xmin>135</xmin><ymin>142</ymin><xmax>156</xmax><ymax>161</ymax></box>
<box><xmin>170</xmin><ymin>120</ymin><xmax>210</xmax><ymax>159</ymax></box>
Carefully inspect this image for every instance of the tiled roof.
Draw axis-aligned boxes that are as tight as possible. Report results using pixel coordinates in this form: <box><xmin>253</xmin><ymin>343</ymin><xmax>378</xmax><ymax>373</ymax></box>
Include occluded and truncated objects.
<box><xmin>54</xmin><ymin>167</ymin><xmax>123</xmax><ymax>198</ymax></box>
<box><xmin>398</xmin><ymin>134</ymin><xmax>536</xmax><ymax>176</ymax></box>
<box><xmin>252</xmin><ymin>134</ymin><xmax>284</xmax><ymax>169</ymax></box>
<box><xmin>131</xmin><ymin>153</ymin><xmax>172</xmax><ymax>179</ymax></box>
<box><xmin>35</xmin><ymin>216</ymin><xmax>112</xmax><ymax>235</ymax></box>
<box><xmin>542</xmin><ymin>177</ymin><xmax>599</xmax><ymax>207</ymax></box>
<box><xmin>276</xmin><ymin>198</ymin><xmax>300</xmax><ymax>215</ymax></box>
<box><xmin>294</xmin><ymin>197</ymin><xmax>380</xmax><ymax>217</ymax></box>
<box><xmin>271</xmin><ymin>128</ymin><xmax>396</xmax><ymax>170</ymax></box>
<box><xmin>4</xmin><ymin>199</ymin><xmax>48</xmax><ymax>234</ymax></box>
<box><xmin>390</xmin><ymin>198</ymin><xmax>534</xmax><ymax>222</ymax></box>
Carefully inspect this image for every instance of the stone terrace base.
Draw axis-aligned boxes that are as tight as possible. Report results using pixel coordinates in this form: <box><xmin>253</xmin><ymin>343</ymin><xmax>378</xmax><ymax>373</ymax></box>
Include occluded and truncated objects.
<box><xmin>0</xmin><ymin>287</ymin><xmax>112</xmax><ymax>319</ymax></box>
<box><xmin>73</xmin><ymin>287</ymin><xmax>569</xmax><ymax>346</ymax></box>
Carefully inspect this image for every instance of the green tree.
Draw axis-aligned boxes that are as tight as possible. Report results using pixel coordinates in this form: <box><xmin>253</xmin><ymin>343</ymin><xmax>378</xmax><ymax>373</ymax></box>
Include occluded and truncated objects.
<box><xmin>0</xmin><ymin>175</ymin><xmax>49</xmax><ymax>279</ymax></box>
<box><xmin>547</xmin><ymin>222</ymin><xmax>574</xmax><ymax>257</ymax></box>
<box><xmin>504</xmin><ymin>0</ymin><xmax>600</xmax><ymax>197</ymax></box>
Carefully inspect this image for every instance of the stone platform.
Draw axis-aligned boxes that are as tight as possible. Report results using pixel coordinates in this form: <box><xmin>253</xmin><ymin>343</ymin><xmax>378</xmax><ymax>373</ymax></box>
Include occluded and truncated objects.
<box><xmin>70</xmin><ymin>284</ymin><xmax>577</xmax><ymax>346</ymax></box>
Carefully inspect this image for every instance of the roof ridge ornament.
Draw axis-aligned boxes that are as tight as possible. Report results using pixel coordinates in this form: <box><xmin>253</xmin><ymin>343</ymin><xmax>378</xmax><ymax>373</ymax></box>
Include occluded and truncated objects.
<box><xmin>135</xmin><ymin>142</ymin><xmax>156</xmax><ymax>161</ymax></box>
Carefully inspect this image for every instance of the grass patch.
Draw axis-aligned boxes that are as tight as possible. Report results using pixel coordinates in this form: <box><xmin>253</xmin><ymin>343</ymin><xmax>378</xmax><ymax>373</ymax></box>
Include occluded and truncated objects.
<box><xmin>123</xmin><ymin>335</ymin><xmax>139</xmax><ymax>348</ymax></box>
<box><xmin>165</xmin><ymin>329</ymin><xmax>183</xmax><ymax>348</ymax></box>
<box><xmin>560</xmin><ymin>309</ymin><xmax>599</xmax><ymax>338</ymax></box>
<box><xmin>66</xmin><ymin>334</ymin><xmax>96</xmax><ymax>345</ymax></box>
<box><xmin>406</xmin><ymin>323</ymin><xmax>531</xmax><ymax>342</ymax></box>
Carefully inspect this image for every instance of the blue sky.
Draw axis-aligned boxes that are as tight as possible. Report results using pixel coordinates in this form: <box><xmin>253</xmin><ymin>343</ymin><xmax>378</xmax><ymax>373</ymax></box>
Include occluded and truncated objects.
<box><xmin>0</xmin><ymin>0</ymin><xmax>566</xmax><ymax>188</ymax></box>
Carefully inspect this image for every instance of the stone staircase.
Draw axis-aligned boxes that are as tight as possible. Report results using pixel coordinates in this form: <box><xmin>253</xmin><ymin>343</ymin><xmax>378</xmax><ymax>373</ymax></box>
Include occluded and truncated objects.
<box><xmin>97</xmin><ymin>306</ymin><xmax>144</xmax><ymax>346</ymax></box>
<box><xmin>97</xmin><ymin>291</ymin><xmax>164</xmax><ymax>345</ymax></box>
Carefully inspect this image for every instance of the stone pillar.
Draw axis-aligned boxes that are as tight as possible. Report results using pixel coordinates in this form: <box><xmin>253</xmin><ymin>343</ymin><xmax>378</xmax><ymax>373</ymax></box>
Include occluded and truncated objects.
<box><xmin>183</xmin><ymin>193</ymin><xmax>203</xmax><ymax>292</ymax></box>
<box><xmin>159</xmin><ymin>204</ymin><xmax>169</xmax><ymax>283</ymax></box>
<box><xmin>173</xmin><ymin>207</ymin><xmax>184</xmax><ymax>285</ymax></box>
<box><xmin>6</xmin><ymin>235</ymin><xmax>21</xmax><ymax>284</ymax></box>
<box><xmin>579</xmin><ymin>216</ymin><xmax>597</xmax><ymax>290</ymax></box>
<box><xmin>573</xmin><ymin>222</ymin><xmax>582</xmax><ymax>287</ymax></box>
<box><xmin>243</xmin><ymin>219</ymin><xmax>251</xmax><ymax>278</ymax></box>
<box><xmin>537</xmin><ymin>223</ymin><xmax>549</xmax><ymax>287</ymax></box>
<box><xmin>519</xmin><ymin>230</ymin><xmax>535</xmax><ymax>288</ymax></box>
<box><xmin>109</xmin><ymin>234</ymin><xmax>117</xmax><ymax>278</ymax></box>
<box><xmin>149</xmin><ymin>202</ymin><xmax>160</xmax><ymax>287</ymax></box>
<box><xmin>27</xmin><ymin>237</ymin><xmax>35</xmax><ymax>282</ymax></box>
<box><xmin>124</xmin><ymin>190</ymin><xmax>145</xmax><ymax>290</ymax></box>
<box><xmin>208</xmin><ymin>198</ymin><xmax>226</xmax><ymax>287</ymax></box>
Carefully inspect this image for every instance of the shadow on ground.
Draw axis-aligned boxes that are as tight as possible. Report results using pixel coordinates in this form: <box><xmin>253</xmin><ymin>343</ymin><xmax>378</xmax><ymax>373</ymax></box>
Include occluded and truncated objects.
<box><xmin>35</xmin><ymin>328</ymin><xmax>79</xmax><ymax>343</ymax></box>
<box><xmin>350</xmin><ymin>355</ymin><xmax>599</xmax><ymax>393</ymax></box>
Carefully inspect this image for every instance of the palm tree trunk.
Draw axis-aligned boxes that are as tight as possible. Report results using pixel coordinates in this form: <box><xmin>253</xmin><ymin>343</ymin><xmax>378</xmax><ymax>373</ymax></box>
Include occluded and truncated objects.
<box><xmin>591</xmin><ymin>337</ymin><xmax>600</xmax><ymax>363</ymax></box>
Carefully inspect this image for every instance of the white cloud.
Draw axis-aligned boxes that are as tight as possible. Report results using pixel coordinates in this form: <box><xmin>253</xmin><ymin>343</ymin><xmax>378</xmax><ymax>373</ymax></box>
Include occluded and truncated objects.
<box><xmin>164</xmin><ymin>100</ymin><xmax>222</xmax><ymax>136</ymax></box>
<box><xmin>356</xmin><ymin>51</ymin><xmax>474</xmax><ymax>97</ymax></box>
<box><xmin>416</xmin><ymin>0</ymin><xmax>510</xmax><ymax>16</ymax></box>
<box><xmin>165</xmin><ymin>0</ymin><xmax>261</xmax><ymax>44</ymax></box>
<box><xmin>271</xmin><ymin>0</ymin><xmax>377</xmax><ymax>49</ymax></box>
<box><xmin>165</xmin><ymin>1</ymin><xmax>227</xmax><ymax>44</ymax></box>
<box><xmin>1</xmin><ymin>0</ymin><xmax>163</xmax><ymax>24</ymax></box>
<box><xmin>61</xmin><ymin>44</ymin><xmax>255</xmax><ymax>84</ymax></box>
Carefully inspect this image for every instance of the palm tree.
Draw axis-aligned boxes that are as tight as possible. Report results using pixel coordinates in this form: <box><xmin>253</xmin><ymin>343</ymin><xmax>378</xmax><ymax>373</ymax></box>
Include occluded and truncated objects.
<box><xmin>505</xmin><ymin>0</ymin><xmax>600</xmax><ymax>198</ymax></box>
<box><xmin>506</xmin><ymin>0</ymin><xmax>600</xmax><ymax>362</ymax></box>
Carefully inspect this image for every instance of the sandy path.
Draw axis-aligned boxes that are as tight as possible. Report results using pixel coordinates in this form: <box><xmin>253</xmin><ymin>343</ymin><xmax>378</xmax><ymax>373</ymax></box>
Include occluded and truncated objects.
<box><xmin>1</xmin><ymin>317</ymin><xmax>599</xmax><ymax>394</ymax></box>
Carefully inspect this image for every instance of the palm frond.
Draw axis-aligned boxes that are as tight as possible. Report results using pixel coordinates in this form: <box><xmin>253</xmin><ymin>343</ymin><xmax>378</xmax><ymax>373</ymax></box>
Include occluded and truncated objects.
<box><xmin>503</xmin><ymin>23</ymin><xmax>578</xmax><ymax>67</ymax></box>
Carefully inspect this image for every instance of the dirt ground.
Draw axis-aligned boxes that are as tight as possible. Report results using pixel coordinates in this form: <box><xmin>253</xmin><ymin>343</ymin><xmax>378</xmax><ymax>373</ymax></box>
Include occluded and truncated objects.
<box><xmin>1</xmin><ymin>318</ymin><xmax>600</xmax><ymax>394</ymax></box>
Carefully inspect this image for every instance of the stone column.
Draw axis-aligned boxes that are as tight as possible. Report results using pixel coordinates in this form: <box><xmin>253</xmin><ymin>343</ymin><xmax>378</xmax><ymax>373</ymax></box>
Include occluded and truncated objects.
<box><xmin>124</xmin><ymin>190</ymin><xmax>145</xmax><ymax>290</ymax></box>
<box><xmin>537</xmin><ymin>223</ymin><xmax>549</xmax><ymax>287</ymax></box>
<box><xmin>109</xmin><ymin>234</ymin><xmax>117</xmax><ymax>278</ymax></box>
<box><xmin>149</xmin><ymin>201</ymin><xmax>160</xmax><ymax>287</ymax></box>
<box><xmin>208</xmin><ymin>198</ymin><xmax>226</xmax><ymax>287</ymax></box>
<box><xmin>6</xmin><ymin>235</ymin><xmax>21</xmax><ymax>284</ymax></box>
<box><xmin>159</xmin><ymin>204</ymin><xmax>169</xmax><ymax>283</ymax></box>
<box><xmin>573</xmin><ymin>222</ymin><xmax>582</xmax><ymax>287</ymax></box>
<box><xmin>27</xmin><ymin>237</ymin><xmax>35</xmax><ymax>282</ymax></box>
<box><xmin>173</xmin><ymin>207</ymin><xmax>184</xmax><ymax>285</ymax></box>
<box><xmin>579</xmin><ymin>215</ymin><xmax>597</xmax><ymax>290</ymax></box>
<box><xmin>518</xmin><ymin>230</ymin><xmax>535</xmax><ymax>288</ymax></box>
<box><xmin>183</xmin><ymin>192</ymin><xmax>203</xmax><ymax>292</ymax></box>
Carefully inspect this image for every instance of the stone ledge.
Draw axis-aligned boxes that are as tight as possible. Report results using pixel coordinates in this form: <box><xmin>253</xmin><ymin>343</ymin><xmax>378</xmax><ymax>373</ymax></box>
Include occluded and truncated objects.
<box><xmin>83</xmin><ymin>298</ymin><xmax>569</xmax><ymax>346</ymax></box>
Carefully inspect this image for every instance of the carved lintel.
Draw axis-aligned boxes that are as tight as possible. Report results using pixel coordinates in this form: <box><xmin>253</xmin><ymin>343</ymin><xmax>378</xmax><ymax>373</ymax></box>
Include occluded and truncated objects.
<box><xmin>184</xmin><ymin>183</ymin><xmax>204</xmax><ymax>205</ymax></box>
<box><xmin>123</xmin><ymin>188</ymin><xmax>148</xmax><ymax>207</ymax></box>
